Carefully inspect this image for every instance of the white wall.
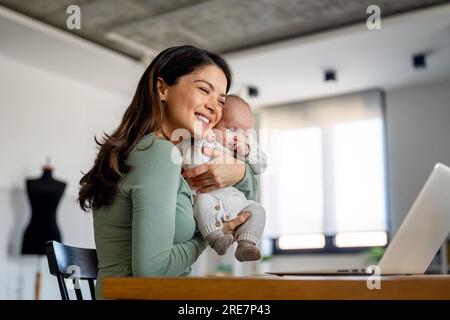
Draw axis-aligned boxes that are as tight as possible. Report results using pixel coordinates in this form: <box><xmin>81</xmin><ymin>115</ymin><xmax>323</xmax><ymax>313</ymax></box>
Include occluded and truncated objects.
<box><xmin>0</xmin><ymin>54</ymin><xmax>130</xmax><ymax>195</ymax></box>
<box><xmin>0</xmin><ymin>53</ymin><xmax>137</xmax><ymax>299</ymax></box>
<box><xmin>385</xmin><ymin>79</ymin><xmax>450</xmax><ymax>234</ymax></box>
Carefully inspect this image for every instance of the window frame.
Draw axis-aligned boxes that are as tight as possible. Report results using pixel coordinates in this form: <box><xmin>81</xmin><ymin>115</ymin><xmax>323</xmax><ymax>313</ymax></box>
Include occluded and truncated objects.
<box><xmin>271</xmin><ymin>234</ymin><xmax>389</xmax><ymax>255</ymax></box>
<box><xmin>259</xmin><ymin>90</ymin><xmax>391</xmax><ymax>255</ymax></box>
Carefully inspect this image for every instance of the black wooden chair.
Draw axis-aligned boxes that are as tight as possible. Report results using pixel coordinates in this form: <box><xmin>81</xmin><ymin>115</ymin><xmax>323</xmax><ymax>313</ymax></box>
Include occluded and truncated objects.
<box><xmin>45</xmin><ymin>240</ymin><xmax>98</xmax><ymax>300</ymax></box>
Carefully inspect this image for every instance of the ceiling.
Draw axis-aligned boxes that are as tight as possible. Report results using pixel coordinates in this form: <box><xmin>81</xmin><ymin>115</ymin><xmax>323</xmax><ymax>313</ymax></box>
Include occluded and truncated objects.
<box><xmin>227</xmin><ymin>3</ymin><xmax>450</xmax><ymax>107</ymax></box>
<box><xmin>0</xmin><ymin>0</ymin><xmax>447</xmax><ymax>61</ymax></box>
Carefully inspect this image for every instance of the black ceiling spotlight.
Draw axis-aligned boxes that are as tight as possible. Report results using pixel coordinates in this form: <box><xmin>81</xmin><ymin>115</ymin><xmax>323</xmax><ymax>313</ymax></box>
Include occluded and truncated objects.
<box><xmin>324</xmin><ymin>69</ymin><xmax>336</xmax><ymax>82</ymax></box>
<box><xmin>413</xmin><ymin>53</ymin><xmax>426</xmax><ymax>69</ymax></box>
<box><xmin>247</xmin><ymin>85</ymin><xmax>259</xmax><ymax>97</ymax></box>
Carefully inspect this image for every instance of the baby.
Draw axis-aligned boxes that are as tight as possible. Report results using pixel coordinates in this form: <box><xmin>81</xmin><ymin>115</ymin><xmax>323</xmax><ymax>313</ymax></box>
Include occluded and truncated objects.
<box><xmin>178</xmin><ymin>95</ymin><xmax>267</xmax><ymax>262</ymax></box>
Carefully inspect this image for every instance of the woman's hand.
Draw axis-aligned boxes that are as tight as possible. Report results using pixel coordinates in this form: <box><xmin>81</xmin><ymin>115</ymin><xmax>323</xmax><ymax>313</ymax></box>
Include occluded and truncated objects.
<box><xmin>182</xmin><ymin>147</ymin><xmax>246</xmax><ymax>193</ymax></box>
<box><xmin>222</xmin><ymin>212</ymin><xmax>250</xmax><ymax>235</ymax></box>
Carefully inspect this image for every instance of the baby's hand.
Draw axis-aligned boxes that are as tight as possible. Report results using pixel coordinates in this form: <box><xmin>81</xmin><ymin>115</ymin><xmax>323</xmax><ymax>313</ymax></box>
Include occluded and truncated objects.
<box><xmin>233</xmin><ymin>133</ymin><xmax>250</xmax><ymax>157</ymax></box>
<box><xmin>204</xmin><ymin>129</ymin><xmax>216</xmax><ymax>143</ymax></box>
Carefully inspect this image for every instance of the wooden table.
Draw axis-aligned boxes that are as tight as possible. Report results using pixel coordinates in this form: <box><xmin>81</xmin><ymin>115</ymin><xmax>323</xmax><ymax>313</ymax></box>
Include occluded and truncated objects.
<box><xmin>103</xmin><ymin>275</ymin><xmax>450</xmax><ymax>300</ymax></box>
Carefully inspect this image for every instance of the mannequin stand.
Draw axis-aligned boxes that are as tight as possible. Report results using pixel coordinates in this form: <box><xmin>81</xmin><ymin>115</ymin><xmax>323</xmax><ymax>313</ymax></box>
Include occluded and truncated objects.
<box><xmin>34</xmin><ymin>256</ymin><xmax>41</xmax><ymax>300</ymax></box>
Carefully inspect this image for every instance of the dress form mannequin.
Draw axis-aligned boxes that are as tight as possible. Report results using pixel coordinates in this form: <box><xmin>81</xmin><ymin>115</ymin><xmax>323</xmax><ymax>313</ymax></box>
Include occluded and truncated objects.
<box><xmin>22</xmin><ymin>165</ymin><xmax>66</xmax><ymax>254</ymax></box>
<box><xmin>21</xmin><ymin>162</ymin><xmax>66</xmax><ymax>299</ymax></box>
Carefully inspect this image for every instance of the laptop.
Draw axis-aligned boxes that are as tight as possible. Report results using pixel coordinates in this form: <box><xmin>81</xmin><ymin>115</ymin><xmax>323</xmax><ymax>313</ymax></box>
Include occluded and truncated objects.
<box><xmin>267</xmin><ymin>163</ymin><xmax>450</xmax><ymax>276</ymax></box>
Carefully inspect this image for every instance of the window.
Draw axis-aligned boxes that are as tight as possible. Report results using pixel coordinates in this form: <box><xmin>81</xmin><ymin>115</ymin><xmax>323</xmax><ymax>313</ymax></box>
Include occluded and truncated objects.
<box><xmin>258</xmin><ymin>90</ymin><xmax>388</xmax><ymax>252</ymax></box>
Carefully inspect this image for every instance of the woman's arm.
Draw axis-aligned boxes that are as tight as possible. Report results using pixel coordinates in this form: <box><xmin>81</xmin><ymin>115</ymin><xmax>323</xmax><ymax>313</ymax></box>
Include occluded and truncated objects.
<box><xmin>233</xmin><ymin>162</ymin><xmax>259</xmax><ymax>201</ymax></box>
<box><xmin>129</xmin><ymin>139</ymin><xmax>206</xmax><ymax>277</ymax></box>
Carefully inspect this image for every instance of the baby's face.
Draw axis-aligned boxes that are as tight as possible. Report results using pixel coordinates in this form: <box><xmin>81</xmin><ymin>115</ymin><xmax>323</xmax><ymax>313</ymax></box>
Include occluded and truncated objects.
<box><xmin>214</xmin><ymin>100</ymin><xmax>254</xmax><ymax>148</ymax></box>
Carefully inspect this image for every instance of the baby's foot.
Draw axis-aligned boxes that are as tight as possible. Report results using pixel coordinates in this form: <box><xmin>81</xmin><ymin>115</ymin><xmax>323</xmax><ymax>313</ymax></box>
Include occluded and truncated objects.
<box><xmin>235</xmin><ymin>240</ymin><xmax>261</xmax><ymax>262</ymax></box>
<box><xmin>206</xmin><ymin>231</ymin><xmax>234</xmax><ymax>255</ymax></box>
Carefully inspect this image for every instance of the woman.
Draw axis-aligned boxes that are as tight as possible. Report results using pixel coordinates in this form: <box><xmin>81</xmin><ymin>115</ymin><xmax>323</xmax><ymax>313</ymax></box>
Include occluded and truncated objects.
<box><xmin>78</xmin><ymin>46</ymin><xmax>259</xmax><ymax>299</ymax></box>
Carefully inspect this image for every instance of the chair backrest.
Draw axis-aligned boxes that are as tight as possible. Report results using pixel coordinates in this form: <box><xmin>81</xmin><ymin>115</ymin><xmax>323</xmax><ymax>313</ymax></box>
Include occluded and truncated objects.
<box><xmin>45</xmin><ymin>240</ymin><xmax>98</xmax><ymax>300</ymax></box>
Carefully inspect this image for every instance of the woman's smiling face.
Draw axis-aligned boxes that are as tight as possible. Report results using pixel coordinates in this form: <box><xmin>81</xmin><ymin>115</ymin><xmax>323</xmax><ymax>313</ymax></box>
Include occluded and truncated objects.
<box><xmin>158</xmin><ymin>64</ymin><xmax>227</xmax><ymax>138</ymax></box>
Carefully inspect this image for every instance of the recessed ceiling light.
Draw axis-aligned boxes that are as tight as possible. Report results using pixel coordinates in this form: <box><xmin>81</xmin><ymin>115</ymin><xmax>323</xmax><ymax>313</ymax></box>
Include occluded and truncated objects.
<box><xmin>413</xmin><ymin>53</ymin><xmax>426</xmax><ymax>69</ymax></box>
<box><xmin>324</xmin><ymin>69</ymin><xmax>336</xmax><ymax>82</ymax></box>
<box><xmin>247</xmin><ymin>85</ymin><xmax>259</xmax><ymax>97</ymax></box>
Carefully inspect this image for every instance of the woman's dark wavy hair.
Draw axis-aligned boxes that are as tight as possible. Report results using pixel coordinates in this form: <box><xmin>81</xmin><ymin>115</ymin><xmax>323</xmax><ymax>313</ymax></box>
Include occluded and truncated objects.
<box><xmin>78</xmin><ymin>45</ymin><xmax>232</xmax><ymax>211</ymax></box>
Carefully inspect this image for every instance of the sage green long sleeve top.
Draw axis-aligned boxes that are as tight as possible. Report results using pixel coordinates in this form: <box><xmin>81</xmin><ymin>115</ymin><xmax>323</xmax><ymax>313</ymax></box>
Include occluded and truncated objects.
<box><xmin>93</xmin><ymin>133</ymin><xmax>258</xmax><ymax>299</ymax></box>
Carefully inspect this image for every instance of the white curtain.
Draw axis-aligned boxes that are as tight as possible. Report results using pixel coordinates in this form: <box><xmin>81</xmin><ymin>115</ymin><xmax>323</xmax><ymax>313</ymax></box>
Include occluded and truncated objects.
<box><xmin>256</xmin><ymin>89</ymin><xmax>387</xmax><ymax>239</ymax></box>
